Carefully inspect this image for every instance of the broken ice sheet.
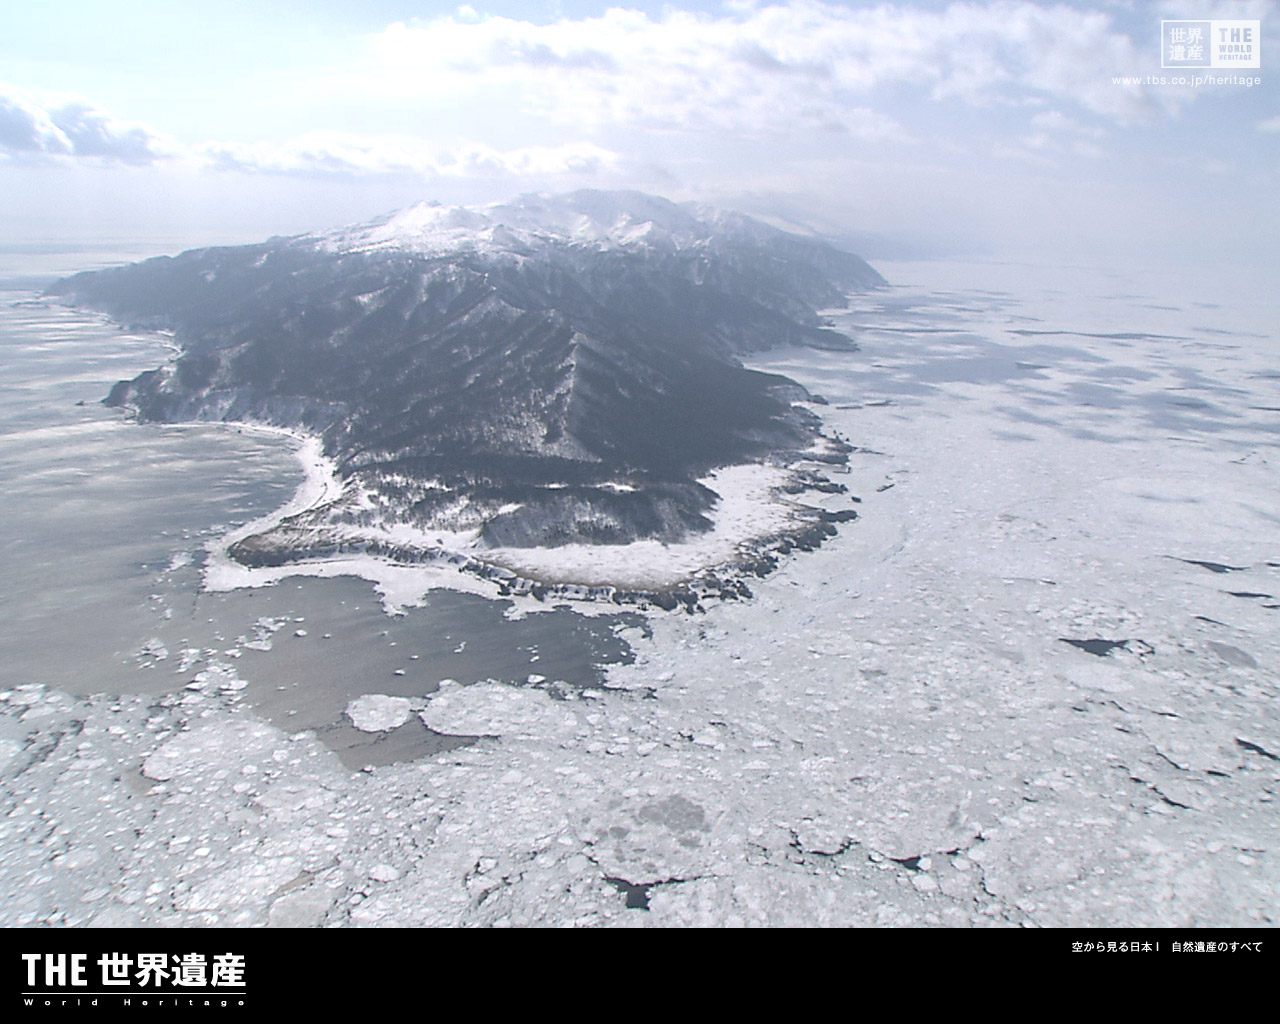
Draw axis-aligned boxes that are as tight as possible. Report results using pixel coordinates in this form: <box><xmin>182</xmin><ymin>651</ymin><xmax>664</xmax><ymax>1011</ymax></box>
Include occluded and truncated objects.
<box><xmin>3</xmin><ymin>259</ymin><xmax>1278</xmax><ymax>928</ymax></box>
<box><xmin>345</xmin><ymin>694</ymin><xmax>414</xmax><ymax>733</ymax></box>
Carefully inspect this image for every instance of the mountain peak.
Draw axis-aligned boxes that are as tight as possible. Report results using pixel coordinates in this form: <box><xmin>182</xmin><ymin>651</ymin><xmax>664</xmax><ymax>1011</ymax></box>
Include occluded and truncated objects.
<box><xmin>310</xmin><ymin>189</ymin><xmax>815</xmax><ymax>260</ymax></box>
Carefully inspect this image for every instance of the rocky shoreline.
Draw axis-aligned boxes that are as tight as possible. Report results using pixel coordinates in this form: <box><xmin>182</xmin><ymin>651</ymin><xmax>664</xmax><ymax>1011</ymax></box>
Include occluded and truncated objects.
<box><xmin>226</xmin><ymin>451</ymin><xmax>862</xmax><ymax>614</ymax></box>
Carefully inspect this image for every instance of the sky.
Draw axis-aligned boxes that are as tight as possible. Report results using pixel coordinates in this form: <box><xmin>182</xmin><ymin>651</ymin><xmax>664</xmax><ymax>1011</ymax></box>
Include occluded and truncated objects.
<box><xmin>2</xmin><ymin>0</ymin><xmax>1277</xmax><ymax>263</ymax></box>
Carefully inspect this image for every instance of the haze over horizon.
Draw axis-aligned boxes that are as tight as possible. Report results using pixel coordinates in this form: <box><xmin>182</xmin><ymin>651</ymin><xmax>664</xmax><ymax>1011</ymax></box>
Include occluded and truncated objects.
<box><xmin>2</xmin><ymin>0</ymin><xmax>1277</xmax><ymax>266</ymax></box>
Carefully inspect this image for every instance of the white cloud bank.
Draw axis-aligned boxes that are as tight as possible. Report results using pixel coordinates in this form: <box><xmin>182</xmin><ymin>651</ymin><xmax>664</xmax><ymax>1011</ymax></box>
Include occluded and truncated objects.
<box><xmin>202</xmin><ymin>134</ymin><xmax>621</xmax><ymax>180</ymax></box>
<box><xmin>7</xmin><ymin>2</ymin><xmax>1267</xmax><ymax>182</ymax></box>
<box><xmin>357</xmin><ymin>0</ymin><xmax>1158</xmax><ymax>132</ymax></box>
<box><xmin>0</xmin><ymin>82</ymin><xmax>621</xmax><ymax>185</ymax></box>
<box><xmin>2</xmin><ymin>3</ymin><xmax>1273</xmax><ymax>261</ymax></box>
<box><xmin>0</xmin><ymin>84</ymin><xmax>175</xmax><ymax>164</ymax></box>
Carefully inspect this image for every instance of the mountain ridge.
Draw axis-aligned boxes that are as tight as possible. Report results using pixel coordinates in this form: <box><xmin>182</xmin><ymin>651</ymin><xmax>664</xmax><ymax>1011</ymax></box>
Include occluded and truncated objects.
<box><xmin>47</xmin><ymin>190</ymin><xmax>881</xmax><ymax>587</ymax></box>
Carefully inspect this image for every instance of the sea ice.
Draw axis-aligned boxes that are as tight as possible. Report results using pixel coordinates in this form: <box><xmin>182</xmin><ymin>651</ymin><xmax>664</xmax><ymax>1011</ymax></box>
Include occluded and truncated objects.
<box><xmin>3</xmin><ymin>259</ymin><xmax>1276</xmax><ymax>929</ymax></box>
<box><xmin>345</xmin><ymin>695</ymin><xmax>414</xmax><ymax>733</ymax></box>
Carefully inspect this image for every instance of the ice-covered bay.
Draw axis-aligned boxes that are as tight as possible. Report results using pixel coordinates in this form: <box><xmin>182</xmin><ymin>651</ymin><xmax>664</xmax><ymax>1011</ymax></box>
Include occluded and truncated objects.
<box><xmin>1</xmin><ymin>259</ymin><xmax>1276</xmax><ymax>927</ymax></box>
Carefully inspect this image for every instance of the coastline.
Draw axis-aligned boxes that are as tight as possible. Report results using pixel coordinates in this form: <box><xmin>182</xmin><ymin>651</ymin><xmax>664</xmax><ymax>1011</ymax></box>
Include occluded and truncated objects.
<box><xmin>31</xmin><ymin>288</ymin><xmax>866</xmax><ymax>618</ymax></box>
<box><xmin>193</xmin><ymin>418</ymin><xmax>859</xmax><ymax>616</ymax></box>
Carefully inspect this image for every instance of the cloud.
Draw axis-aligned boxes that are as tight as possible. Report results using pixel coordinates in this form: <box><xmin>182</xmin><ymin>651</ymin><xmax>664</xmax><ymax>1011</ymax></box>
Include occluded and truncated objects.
<box><xmin>202</xmin><ymin>133</ymin><xmax>621</xmax><ymax>180</ymax></box>
<box><xmin>0</xmin><ymin>81</ymin><xmax>620</xmax><ymax>183</ymax></box>
<box><xmin>352</xmin><ymin>1</ymin><xmax>1160</xmax><ymax>135</ymax></box>
<box><xmin>1030</xmin><ymin>110</ymin><xmax>1106</xmax><ymax>136</ymax></box>
<box><xmin>0</xmin><ymin>90</ymin><xmax>68</xmax><ymax>155</ymax></box>
<box><xmin>1258</xmin><ymin>114</ymin><xmax>1280</xmax><ymax>132</ymax></box>
<box><xmin>0</xmin><ymin>84</ymin><xmax>173</xmax><ymax>164</ymax></box>
<box><xmin>1154</xmin><ymin>0</ymin><xmax>1276</xmax><ymax>19</ymax></box>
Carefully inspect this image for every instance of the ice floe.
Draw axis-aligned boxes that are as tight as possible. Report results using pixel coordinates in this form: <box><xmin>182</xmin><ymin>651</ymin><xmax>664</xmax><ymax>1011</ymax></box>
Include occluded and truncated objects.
<box><xmin>345</xmin><ymin>695</ymin><xmax>414</xmax><ymax>733</ymax></box>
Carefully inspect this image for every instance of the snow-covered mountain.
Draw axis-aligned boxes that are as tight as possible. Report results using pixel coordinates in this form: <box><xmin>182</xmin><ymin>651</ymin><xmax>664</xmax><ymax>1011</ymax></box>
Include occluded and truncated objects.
<box><xmin>319</xmin><ymin>189</ymin><xmax>864</xmax><ymax>264</ymax></box>
<box><xmin>48</xmin><ymin>190</ymin><xmax>883</xmax><ymax>560</ymax></box>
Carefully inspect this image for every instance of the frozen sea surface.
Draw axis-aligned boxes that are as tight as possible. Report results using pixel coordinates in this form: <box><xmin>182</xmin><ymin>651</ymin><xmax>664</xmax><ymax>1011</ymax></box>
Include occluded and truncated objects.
<box><xmin>1</xmin><ymin>258</ymin><xmax>1277</xmax><ymax>927</ymax></box>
